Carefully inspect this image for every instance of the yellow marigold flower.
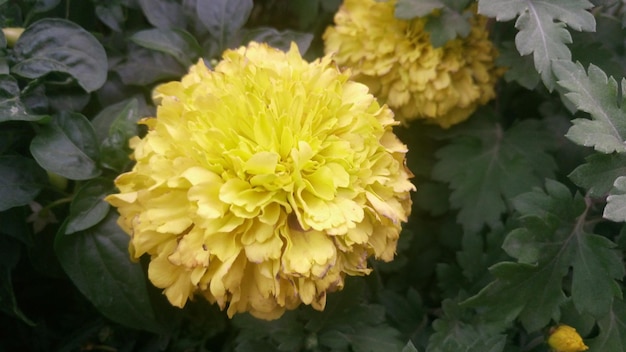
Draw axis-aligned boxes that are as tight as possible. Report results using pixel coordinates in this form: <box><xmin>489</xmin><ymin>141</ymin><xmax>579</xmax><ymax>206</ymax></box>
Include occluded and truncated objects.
<box><xmin>323</xmin><ymin>0</ymin><xmax>502</xmax><ymax>128</ymax></box>
<box><xmin>548</xmin><ymin>325</ymin><xmax>589</xmax><ymax>352</ymax></box>
<box><xmin>106</xmin><ymin>42</ymin><xmax>415</xmax><ymax>320</ymax></box>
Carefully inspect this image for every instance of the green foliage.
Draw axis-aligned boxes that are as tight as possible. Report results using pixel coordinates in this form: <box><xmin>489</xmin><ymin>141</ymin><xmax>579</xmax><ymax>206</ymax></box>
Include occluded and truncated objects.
<box><xmin>1</xmin><ymin>0</ymin><xmax>626</xmax><ymax>351</ymax></box>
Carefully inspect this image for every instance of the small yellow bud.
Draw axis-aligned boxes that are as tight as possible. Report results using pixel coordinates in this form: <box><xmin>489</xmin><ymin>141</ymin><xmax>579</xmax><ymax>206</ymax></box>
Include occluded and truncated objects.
<box><xmin>547</xmin><ymin>325</ymin><xmax>589</xmax><ymax>352</ymax></box>
<box><xmin>2</xmin><ymin>27</ymin><xmax>25</xmax><ymax>48</ymax></box>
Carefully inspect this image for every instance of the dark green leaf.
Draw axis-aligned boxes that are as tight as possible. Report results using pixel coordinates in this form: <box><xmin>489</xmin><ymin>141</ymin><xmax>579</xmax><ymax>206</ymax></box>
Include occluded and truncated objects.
<box><xmin>233</xmin><ymin>311</ymin><xmax>305</xmax><ymax>352</ymax></box>
<box><xmin>605</xmin><ymin>176</ymin><xmax>626</xmax><ymax>222</ymax></box>
<box><xmin>196</xmin><ymin>0</ymin><xmax>253</xmax><ymax>50</ymax></box>
<box><xmin>554</xmin><ymin>61</ymin><xmax>626</xmax><ymax>153</ymax></box>
<box><xmin>0</xmin><ymin>236</ymin><xmax>35</xmax><ymax>326</ymax></box>
<box><xmin>569</xmin><ymin>153</ymin><xmax>626</xmax><ymax>198</ymax></box>
<box><xmin>0</xmin><ymin>207</ymin><xmax>32</xmax><ymax>245</ymax></box>
<box><xmin>138</xmin><ymin>0</ymin><xmax>185</xmax><ymax>29</ymax></box>
<box><xmin>478</xmin><ymin>0</ymin><xmax>595</xmax><ymax>90</ymax></box>
<box><xmin>131</xmin><ymin>28</ymin><xmax>202</xmax><ymax>67</ymax></box>
<box><xmin>30</xmin><ymin>111</ymin><xmax>101</xmax><ymax>180</ymax></box>
<box><xmin>240</xmin><ymin>27</ymin><xmax>314</xmax><ymax>54</ymax></box>
<box><xmin>95</xmin><ymin>4</ymin><xmax>124</xmax><ymax>32</ymax></box>
<box><xmin>496</xmin><ymin>41</ymin><xmax>540</xmax><ymax>90</ymax></box>
<box><xmin>92</xmin><ymin>98</ymin><xmax>141</xmax><ymax>172</ymax></box>
<box><xmin>55</xmin><ymin>212</ymin><xmax>162</xmax><ymax>332</ymax></box>
<box><xmin>31</xmin><ymin>0</ymin><xmax>61</xmax><ymax>13</ymax></box>
<box><xmin>587</xmin><ymin>299</ymin><xmax>626</xmax><ymax>351</ymax></box>
<box><xmin>113</xmin><ymin>45</ymin><xmax>187</xmax><ymax>86</ymax></box>
<box><xmin>402</xmin><ymin>341</ymin><xmax>419</xmax><ymax>352</ymax></box>
<box><xmin>0</xmin><ymin>155</ymin><xmax>47</xmax><ymax>211</ymax></box>
<box><xmin>318</xmin><ymin>325</ymin><xmax>405</xmax><ymax>352</ymax></box>
<box><xmin>424</xmin><ymin>7</ymin><xmax>471</xmax><ymax>47</ymax></box>
<box><xmin>0</xmin><ymin>74</ymin><xmax>43</xmax><ymax>122</ymax></box>
<box><xmin>12</xmin><ymin>18</ymin><xmax>107</xmax><ymax>92</ymax></box>
<box><xmin>65</xmin><ymin>178</ymin><xmax>113</xmax><ymax>234</ymax></box>
<box><xmin>432</xmin><ymin>116</ymin><xmax>556</xmax><ymax>233</ymax></box>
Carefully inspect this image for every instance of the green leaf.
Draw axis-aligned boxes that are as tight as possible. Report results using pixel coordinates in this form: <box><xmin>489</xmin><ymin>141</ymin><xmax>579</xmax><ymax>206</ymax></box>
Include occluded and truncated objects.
<box><xmin>131</xmin><ymin>28</ymin><xmax>202</xmax><ymax>68</ymax></box>
<box><xmin>92</xmin><ymin>98</ymin><xmax>141</xmax><ymax>172</ymax></box>
<box><xmin>605</xmin><ymin>176</ymin><xmax>626</xmax><ymax>222</ymax></box>
<box><xmin>12</xmin><ymin>18</ymin><xmax>108</xmax><ymax>92</ymax></box>
<box><xmin>30</xmin><ymin>0</ymin><xmax>61</xmax><ymax>13</ymax></box>
<box><xmin>478</xmin><ymin>0</ymin><xmax>595</xmax><ymax>90</ymax></box>
<box><xmin>587</xmin><ymin>299</ymin><xmax>626</xmax><ymax>351</ymax></box>
<box><xmin>394</xmin><ymin>0</ymin><xmax>445</xmax><ymax>19</ymax></box>
<box><xmin>95</xmin><ymin>3</ymin><xmax>124</xmax><ymax>32</ymax></box>
<box><xmin>55</xmin><ymin>211</ymin><xmax>162</xmax><ymax>332</ymax></box>
<box><xmin>464</xmin><ymin>180</ymin><xmax>625</xmax><ymax>330</ymax></box>
<box><xmin>432</xmin><ymin>115</ymin><xmax>556</xmax><ymax>233</ymax></box>
<box><xmin>233</xmin><ymin>311</ymin><xmax>305</xmax><ymax>351</ymax></box>
<box><xmin>112</xmin><ymin>45</ymin><xmax>187</xmax><ymax>86</ymax></box>
<box><xmin>496</xmin><ymin>41</ymin><xmax>540</xmax><ymax>90</ymax></box>
<box><xmin>554</xmin><ymin>61</ymin><xmax>626</xmax><ymax>153</ymax></box>
<box><xmin>30</xmin><ymin>111</ymin><xmax>101</xmax><ymax>180</ymax></box>
<box><xmin>0</xmin><ymin>74</ymin><xmax>42</xmax><ymax>122</ymax></box>
<box><xmin>569</xmin><ymin>153</ymin><xmax>626</xmax><ymax>198</ymax></box>
<box><xmin>0</xmin><ymin>155</ymin><xmax>47</xmax><ymax>212</ymax></box>
<box><xmin>425</xmin><ymin>7</ymin><xmax>472</xmax><ymax>47</ymax></box>
<box><xmin>402</xmin><ymin>341</ymin><xmax>419</xmax><ymax>352</ymax></box>
<box><xmin>240</xmin><ymin>27</ymin><xmax>314</xmax><ymax>54</ymax></box>
<box><xmin>196</xmin><ymin>0</ymin><xmax>253</xmax><ymax>50</ymax></box>
<box><xmin>65</xmin><ymin>178</ymin><xmax>113</xmax><ymax>235</ymax></box>
<box><xmin>428</xmin><ymin>299</ymin><xmax>506</xmax><ymax>352</ymax></box>
<box><xmin>137</xmin><ymin>0</ymin><xmax>185</xmax><ymax>29</ymax></box>
<box><xmin>0</xmin><ymin>236</ymin><xmax>35</xmax><ymax>326</ymax></box>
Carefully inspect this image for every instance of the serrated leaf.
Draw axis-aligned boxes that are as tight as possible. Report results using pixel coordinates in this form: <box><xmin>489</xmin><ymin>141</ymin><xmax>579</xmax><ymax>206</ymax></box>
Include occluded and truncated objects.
<box><xmin>65</xmin><ymin>179</ymin><xmax>113</xmax><ymax>235</ymax></box>
<box><xmin>496</xmin><ymin>41</ymin><xmax>540</xmax><ymax>89</ymax></box>
<box><xmin>425</xmin><ymin>7</ymin><xmax>471</xmax><ymax>47</ymax></box>
<box><xmin>55</xmin><ymin>212</ymin><xmax>161</xmax><ymax>332</ymax></box>
<box><xmin>131</xmin><ymin>28</ymin><xmax>202</xmax><ymax>67</ymax></box>
<box><xmin>30</xmin><ymin>111</ymin><xmax>101</xmax><ymax>180</ymax></box>
<box><xmin>240</xmin><ymin>27</ymin><xmax>314</xmax><ymax>54</ymax></box>
<box><xmin>137</xmin><ymin>0</ymin><xmax>184</xmax><ymax>29</ymax></box>
<box><xmin>196</xmin><ymin>0</ymin><xmax>253</xmax><ymax>50</ymax></box>
<box><xmin>0</xmin><ymin>75</ymin><xmax>37</xmax><ymax>122</ymax></box>
<box><xmin>587</xmin><ymin>299</ymin><xmax>626</xmax><ymax>351</ymax></box>
<box><xmin>465</xmin><ymin>180</ymin><xmax>625</xmax><ymax>329</ymax></box>
<box><xmin>554</xmin><ymin>61</ymin><xmax>626</xmax><ymax>153</ymax></box>
<box><xmin>605</xmin><ymin>176</ymin><xmax>626</xmax><ymax>222</ymax></box>
<box><xmin>478</xmin><ymin>0</ymin><xmax>595</xmax><ymax>90</ymax></box>
<box><xmin>569</xmin><ymin>153</ymin><xmax>626</xmax><ymax>198</ymax></box>
<box><xmin>432</xmin><ymin>116</ymin><xmax>556</xmax><ymax>233</ymax></box>
<box><xmin>0</xmin><ymin>155</ymin><xmax>47</xmax><ymax>211</ymax></box>
<box><xmin>428</xmin><ymin>299</ymin><xmax>506</xmax><ymax>352</ymax></box>
<box><xmin>12</xmin><ymin>18</ymin><xmax>107</xmax><ymax>92</ymax></box>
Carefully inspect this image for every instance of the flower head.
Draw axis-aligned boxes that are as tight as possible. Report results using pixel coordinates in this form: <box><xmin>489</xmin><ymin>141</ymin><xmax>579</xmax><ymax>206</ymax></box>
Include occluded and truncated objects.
<box><xmin>106</xmin><ymin>42</ymin><xmax>415</xmax><ymax>320</ymax></box>
<box><xmin>547</xmin><ymin>325</ymin><xmax>589</xmax><ymax>352</ymax></box>
<box><xmin>323</xmin><ymin>0</ymin><xmax>502</xmax><ymax>128</ymax></box>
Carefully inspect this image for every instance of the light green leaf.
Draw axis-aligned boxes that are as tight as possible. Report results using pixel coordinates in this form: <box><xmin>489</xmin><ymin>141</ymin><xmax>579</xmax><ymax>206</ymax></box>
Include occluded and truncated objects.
<box><xmin>394</xmin><ymin>0</ymin><xmax>445</xmax><ymax>19</ymax></box>
<box><xmin>0</xmin><ymin>155</ymin><xmax>47</xmax><ymax>212</ymax></box>
<box><xmin>12</xmin><ymin>18</ymin><xmax>108</xmax><ymax>92</ymax></box>
<box><xmin>55</xmin><ymin>212</ymin><xmax>162</xmax><ymax>332</ymax></box>
<box><xmin>569</xmin><ymin>153</ymin><xmax>626</xmax><ymax>198</ymax></box>
<box><xmin>554</xmin><ymin>61</ymin><xmax>626</xmax><ymax>153</ymax></box>
<box><xmin>30</xmin><ymin>112</ymin><xmax>101</xmax><ymax>180</ymax></box>
<box><xmin>605</xmin><ymin>176</ymin><xmax>626</xmax><ymax>222</ymax></box>
<box><xmin>131</xmin><ymin>28</ymin><xmax>202</xmax><ymax>67</ymax></box>
<box><xmin>65</xmin><ymin>179</ymin><xmax>113</xmax><ymax>235</ymax></box>
<box><xmin>478</xmin><ymin>0</ymin><xmax>595</xmax><ymax>90</ymax></box>
<box><xmin>432</xmin><ymin>116</ymin><xmax>556</xmax><ymax>233</ymax></box>
<box><xmin>424</xmin><ymin>7</ymin><xmax>472</xmax><ymax>47</ymax></box>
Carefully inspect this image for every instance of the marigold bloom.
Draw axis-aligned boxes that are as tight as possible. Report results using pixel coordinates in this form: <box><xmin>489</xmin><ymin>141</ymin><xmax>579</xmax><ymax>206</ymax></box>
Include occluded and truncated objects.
<box><xmin>547</xmin><ymin>325</ymin><xmax>589</xmax><ymax>352</ymax></box>
<box><xmin>106</xmin><ymin>42</ymin><xmax>415</xmax><ymax>320</ymax></box>
<box><xmin>323</xmin><ymin>0</ymin><xmax>502</xmax><ymax>128</ymax></box>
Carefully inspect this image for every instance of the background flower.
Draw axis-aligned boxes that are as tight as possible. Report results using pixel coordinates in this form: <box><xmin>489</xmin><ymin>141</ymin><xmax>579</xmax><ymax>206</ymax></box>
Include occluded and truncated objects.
<box><xmin>106</xmin><ymin>42</ymin><xmax>415</xmax><ymax>320</ymax></box>
<box><xmin>323</xmin><ymin>0</ymin><xmax>503</xmax><ymax>128</ymax></box>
